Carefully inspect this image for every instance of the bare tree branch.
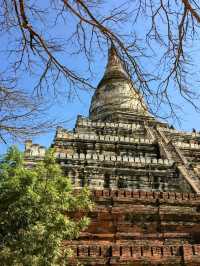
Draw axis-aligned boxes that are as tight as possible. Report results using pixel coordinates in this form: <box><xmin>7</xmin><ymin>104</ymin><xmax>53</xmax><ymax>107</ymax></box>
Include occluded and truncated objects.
<box><xmin>0</xmin><ymin>0</ymin><xmax>200</xmax><ymax>139</ymax></box>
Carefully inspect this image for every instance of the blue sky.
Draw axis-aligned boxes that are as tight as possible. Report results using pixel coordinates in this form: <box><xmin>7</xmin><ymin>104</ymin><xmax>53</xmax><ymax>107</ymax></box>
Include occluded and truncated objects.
<box><xmin>1</xmin><ymin>1</ymin><xmax>200</xmax><ymax>154</ymax></box>
<box><xmin>1</xmin><ymin>53</ymin><xmax>200</xmax><ymax>155</ymax></box>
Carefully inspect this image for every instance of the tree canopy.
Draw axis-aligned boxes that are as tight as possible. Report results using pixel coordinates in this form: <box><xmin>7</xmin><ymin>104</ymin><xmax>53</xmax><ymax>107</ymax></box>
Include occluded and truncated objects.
<box><xmin>0</xmin><ymin>146</ymin><xmax>92</xmax><ymax>265</ymax></box>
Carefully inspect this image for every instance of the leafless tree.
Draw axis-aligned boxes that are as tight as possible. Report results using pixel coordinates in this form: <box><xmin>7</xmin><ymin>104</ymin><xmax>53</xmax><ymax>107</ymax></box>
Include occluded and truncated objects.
<box><xmin>1</xmin><ymin>0</ymin><xmax>200</xmax><ymax>140</ymax></box>
<box><xmin>0</xmin><ymin>86</ymin><xmax>56</xmax><ymax>143</ymax></box>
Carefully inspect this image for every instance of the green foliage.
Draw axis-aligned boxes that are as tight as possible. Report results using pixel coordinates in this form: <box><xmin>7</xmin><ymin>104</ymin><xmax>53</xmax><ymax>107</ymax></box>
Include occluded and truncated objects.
<box><xmin>0</xmin><ymin>146</ymin><xmax>93</xmax><ymax>266</ymax></box>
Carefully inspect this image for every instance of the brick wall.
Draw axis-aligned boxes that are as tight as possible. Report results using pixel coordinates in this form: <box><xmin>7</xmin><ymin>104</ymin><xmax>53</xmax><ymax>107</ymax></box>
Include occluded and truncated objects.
<box><xmin>66</xmin><ymin>189</ymin><xmax>200</xmax><ymax>265</ymax></box>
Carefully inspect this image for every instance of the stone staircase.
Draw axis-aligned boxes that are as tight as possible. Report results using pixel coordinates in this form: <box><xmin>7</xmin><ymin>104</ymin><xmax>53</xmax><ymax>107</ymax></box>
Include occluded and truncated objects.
<box><xmin>178</xmin><ymin>165</ymin><xmax>200</xmax><ymax>194</ymax></box>
<box><xmin>146</xmin><ymin>125</ymin><xmax>200</xmax><ymax>194</ymax></box>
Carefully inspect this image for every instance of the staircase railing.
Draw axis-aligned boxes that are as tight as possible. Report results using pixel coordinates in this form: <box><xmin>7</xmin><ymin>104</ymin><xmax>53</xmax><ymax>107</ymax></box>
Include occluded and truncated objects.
<box><xmin>146</xmin><ymin>125</ymin><xmax>200</xmax><ymax>194</ymax></box>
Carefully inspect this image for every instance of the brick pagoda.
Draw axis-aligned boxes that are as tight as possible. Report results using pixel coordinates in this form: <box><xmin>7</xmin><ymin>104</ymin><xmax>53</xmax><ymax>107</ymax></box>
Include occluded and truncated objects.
<box><xmin>25</xmin><ymin>46</ymin><xmax>200</xmax><ymax>265</ymax></box>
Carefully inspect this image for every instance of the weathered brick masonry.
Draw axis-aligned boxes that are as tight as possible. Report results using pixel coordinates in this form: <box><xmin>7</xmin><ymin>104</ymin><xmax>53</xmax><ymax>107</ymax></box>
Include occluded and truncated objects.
<box><xmin>25</xmin><ymin>46</ymin><xmax>200</xmax><ymax>265</ymax></box>
<box><xmin>65</xmin><ymin>190</ymin><xmax>200</xmax><ymax>265</ymax></box>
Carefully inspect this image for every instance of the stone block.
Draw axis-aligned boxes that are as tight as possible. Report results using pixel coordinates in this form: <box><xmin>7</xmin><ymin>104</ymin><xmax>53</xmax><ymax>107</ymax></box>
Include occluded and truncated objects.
<box><xmin>152</xmin><ymin>246</ymin><xmax>162</xmax><ymax>257</ymax></box>
<box><xmin>90</xmin><ymin>246</ymin><xmax>100</xmax><ymax>257</ymax></box>
<box><xmin>111</xmin><ymin>156</ymin><xmax>116</xmax><ymax>161</ymax></box>
<box><xmin>105</xmin><ymin>136</ymin><xmax>110</xmax><ymax>141</ymax></box>
<box><xmin>60</xmin><ymin>153</ymin><xmax>66</xmax><ymax>158</ymax></box>
<box><xmin>140</xmin><ymin>157</ymin><xmax>145</xmax><ymax>163</ymax></box>
<box><xmin>105</xmin><ymin>155</ymin><xmax>110</xmax><ymax>161</ymax></box>
<box><xmin>81</xmin><ymin>134</ymin><xmax>86</xmax><ymax>139</ymax></box>
<box><xmin>66</xmin><ymin>154</ymin><xmax>72</xmax><ymax>159</ymax></box>
<box><xmin>73</xmin><ymin>154</ymin><xmax>79</xmax><ymax>159</ymax></box>
<box><xmin>142</xmin><ymin>246</ymin><xmax>152</xmax><ymax>257</ymax></box>
<box><xmin>112</xmin><ymin>246</ymin><xmax>120</xmax><ymax>256</ymax></box>
<box><xmin>146</xmin><ymin>158</ymin><xmax>151</xmax><ymax>163</ymax></box>
<box><xmin>194</xmin><ymin>245</ymin><xmax>200</xmax><ymax>255</ymax></box>
<box><xmin>92</xmin><ymin>154</ymin><xmax>98</xmax><ymax>160</ymax></box>
<box><xmin>99</xmin><ymin>155</ymin><xmax>104</xmax><ymax>161</ymax></box>
<box><xmin>117</xmin><ymin>156</ymin><xmax>122</xmax><ymax>161</ymax></box>
<box><xmin>80</xmin><ymin>153</ymin><xmax>85</xmax><ymax>159</ymax></box>
<box><xmin>121</xmin><ymin>246</ymin><xmax>131</xmax><ymax>257</ymax></box>
<box><xmin>25</xmin><ymin>139</ymin><xmax>32</xmax><ymax>150</ymax></box>
<box><xmin>135</xmin><ymin>157</ymin><xmax>140</xmax><ymax>163</ymax></box>
<box><xmin>162</xmin><ymin>246</ymin><xmax>173</xmax><ymax>257</ymax></box>
<box><xmin>39</xmin><ymin>146</ymin><xmax>45</xmax><ymax>157</ymax></box>
<box><xmin>123</xmin><ymin>156</ymin><xmax>128</xmax><ymax>162</ymax></box>
<box><xmin>90</xmin><ymin>134</ymin><xmax>96</xmax><ymax>140</ymax></box>
<box><xmin>31</xmin><ymin>144</ymin><xmax>39</xmax><ymax>156</ymax></box>
<box><xmin>86</xmin><ymin>154</ymin><xmax>92</xmax><ymax>159</ymax></box>
<box><xmin>110</xmin><ymin>136</ymin><xmax>114</xmax><ymax>141</ymax></box>
<box><xmin>129</xmin><ymin>157</ymin><xmax>134</xmax><ymax>163</ymax></box>
<box><xmin>78</xmin><ymin>246</ymin><xmax>88</xmax><ymax>257</ymax></box>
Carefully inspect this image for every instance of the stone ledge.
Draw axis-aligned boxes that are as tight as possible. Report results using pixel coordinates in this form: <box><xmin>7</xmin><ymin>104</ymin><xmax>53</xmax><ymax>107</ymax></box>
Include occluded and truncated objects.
<box><xmin>73</xmin><ymin>189</ymin><xmax>200</xmax><ymax>205</ymax></box>
<box><xmin>57</xmin><ymin>153</ymin><xmax>174</xmax><ymax>166</ymax></box>
<box><xmin>56</xmin><ymin>132</ymin><xmax>153</xmax><ymax>144</ymax></box>
<box><xmin>159</xmin><ymin>127</ymin><xmax>200</xmax><ymax>138</ymax></box>
<box><xmin>91</xmin><ymin>189</ymin><xmax>200</xmax><ymax>203</ymax></box>
<box><xmin>76</xmin><ymin>117</ymin><xmax>142</xmax><ymax>130</ymax></box>
<box><xmin>175</xmin><ymin>141</ymin><xmax>200</xmax><ymax>150</ymax></box>
<box><xmin>66</xmin><ymin>244</ymin><xmax>200</xmax><ymax>264</ymax></box>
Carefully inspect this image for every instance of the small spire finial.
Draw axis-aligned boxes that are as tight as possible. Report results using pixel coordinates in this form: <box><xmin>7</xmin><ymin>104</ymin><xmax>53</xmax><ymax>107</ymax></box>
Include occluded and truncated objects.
<box><xmin>107</xmin><ymin>43</ymin><xmax>120</xmax><ymax>66</ymax></box>
<box><xmin>109</xmin><ymin>42</ymin><xmax>117</xmax><ymax>55</ymax></box>
<box><xmin>103</xmin><ymin>44</ymin><xmax>129</xmax><ymax>81</ymax></box>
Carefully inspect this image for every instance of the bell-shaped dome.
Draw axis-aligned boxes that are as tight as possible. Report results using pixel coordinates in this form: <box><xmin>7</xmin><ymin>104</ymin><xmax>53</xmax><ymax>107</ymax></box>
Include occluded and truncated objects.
<box><xmin>89</xmin><ymin>45</ymin><xmax>149</xmax><ymax>122</ymax></box>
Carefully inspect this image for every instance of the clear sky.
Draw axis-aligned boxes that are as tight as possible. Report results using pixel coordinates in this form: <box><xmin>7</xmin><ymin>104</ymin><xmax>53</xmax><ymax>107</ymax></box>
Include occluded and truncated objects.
<box><xmin>1</xmin><ymin>53</ymin><xmax>200</xmax><ymax>155</ymax></box>
<box><xmin>1</xmin><ymin>1</ymin><xmax>200</xmax><ymax>155</ymax></box>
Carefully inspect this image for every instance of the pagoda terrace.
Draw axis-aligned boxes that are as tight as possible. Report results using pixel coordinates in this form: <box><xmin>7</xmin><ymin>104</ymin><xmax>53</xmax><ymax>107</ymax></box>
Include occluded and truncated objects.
<box><xmin>25</xmin><ymin>46</ymin><xmax>200</xmax><ymax>265</ymax></box>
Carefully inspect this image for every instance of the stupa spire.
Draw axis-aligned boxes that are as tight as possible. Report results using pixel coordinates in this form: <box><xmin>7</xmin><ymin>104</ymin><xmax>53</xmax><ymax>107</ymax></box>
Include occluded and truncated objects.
<box><xmin>89</xmin><ymin>45</ymin><xmax>149</xmax><ymax>122</ymax></box>
<box><xmin>99</xmin><ymin>44</ymin><xmax>129</xmax><ymax>86</ymax></box>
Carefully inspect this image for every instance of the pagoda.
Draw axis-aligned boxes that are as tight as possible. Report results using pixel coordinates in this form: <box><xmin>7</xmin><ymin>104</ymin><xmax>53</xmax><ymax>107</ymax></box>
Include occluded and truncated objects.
<box><xmin>25</xmin><ymin>46</ymin><xmax>200</xmax><ymax>265</ymax></box>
